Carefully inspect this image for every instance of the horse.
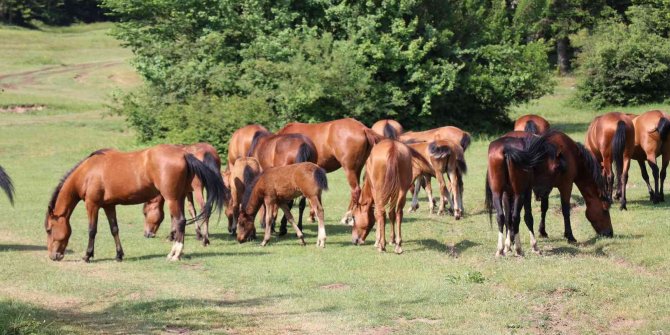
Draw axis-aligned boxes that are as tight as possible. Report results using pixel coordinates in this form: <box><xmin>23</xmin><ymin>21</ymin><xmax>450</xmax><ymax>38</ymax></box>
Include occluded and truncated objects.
<box><xmin>236</xmin><ymin>162</ymin><xmax>328</xmax><ymax>247</ymax></box>
<box><xmin>351</xmin><ymin>140</ymin><xmax>432</xmax><ymax>254</ymax></box>
<box><xmin>223</xmin><ymin>157</ymin><xmax>262</xmax><ymax>236</ymax></box>
<box><xmin>399</xmin><ymin>126</ymin><xmax>471</xmax><ymax>151</ymax></box>
<box><xmin>407</xmin><ymin>140</ymin><xmax>467</xmax><ymax>219</ymax></box>
<box><xmin>371</xmin><ymin>119</ymin><xmax>404</xmax><ymax>139</ymax></box>
<box><xmin>142</xmin><ymin>143</ymin><xmax>222</xmax><ymax>246</ymax></box>
<box><xmin>514</xmin><ymin>114</ymin><xmax>550</xmax><ymax>134</ymax></box>
<box><xmin>247</xmin><ymin>131</ymin><xmax>318</xmax><ymax>234</ymax></box>
<box><xmin>0</xmin><ymin>165</ymin><xmax>14</xmax><ymax>205</ymax></box>
<box><xmin>585</xmin><ymin>112</ymin><xmax>635</xmax><ymax>210</ymax></box>
<box><xmin>485</xmin><ymin>132</ymin><xmax>557</xmax><ymax>256</ymax></box>
<box><xmin>627</xmin><ymin>110</ymin><xmax>670</xmax><ymax>203</ymax></box>
<box><xmin>44</xmin><ymin>145</ymin><xmax>227</xmax><ymax>262</ymax></box>
<box><xmin>227</xmin><ymin>124</ymin><xmax>268</xmax><ymax>169</ymax></box>
<box><xmin>277</xmin><ymin>118</ymin><xmax>382</xmax><ymax>224</ymax></box>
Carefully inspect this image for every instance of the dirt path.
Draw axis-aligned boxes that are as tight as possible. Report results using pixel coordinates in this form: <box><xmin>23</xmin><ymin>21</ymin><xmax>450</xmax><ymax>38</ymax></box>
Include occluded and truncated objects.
<box><xmin>0</xmin><ymin>61</ymin><xmax>122</xmax><ymax>90</ymax></box>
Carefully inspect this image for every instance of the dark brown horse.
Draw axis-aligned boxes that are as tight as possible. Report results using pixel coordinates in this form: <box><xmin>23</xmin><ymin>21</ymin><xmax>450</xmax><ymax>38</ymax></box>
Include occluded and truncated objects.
<box><xmin>351</xmin><ymin>140</ymin><xmax>432</xmax><ymax>254</ymax></box>
<box><xmin>227</xmin><ymin>124</ymin><xmax>268</xmax><ymax>169</ymax></box>
<box><xmin>514</xmin><ymin>114</ymin><xmax>550</xmax><ymax>135</ymax></box>
<box><xmin>371</xmin><ymin>119</ymin><xmax>404</xmax><ymax>139</ymax></box>
<box><xmin>399</xmin><ymin>126</ymin><xmax>471</xmax><ymax>151</ymax></box>
<box><xmin>0</xmin><ymin>164</ymin><xmax>14</xmax><ymax>205</ymax></box>
<box><xmin>237</xmin><ymin>162</ymin><xmax>328</xmax><ymax>247</ymax></box>
<box><xmin>224</xmin><ymin>157</ymin><xmax>262</xmax><ymax>236</ymax></box>
<box><xmin>44</xmin><ymin>145</ymin><xmax>227</xmax><ymax>262</ymax></box>
<box><xmin>628</xmin><ymin>110</ymin><xmax>670</xmax><ymax>203</ymax></box>
<box><xmin>143</xmin><ymin>143</ymin><xmax>222</xmax><ymax>246</ymax></box>
<box><xmin>585</xmin><ymin>112</ymin><xmax>635</xmax><ymax>210</ymax></box>
<box><xmin>278</xmin><ymin>118</ymin><xmax>382</xmax><ymax>224</ymax></box>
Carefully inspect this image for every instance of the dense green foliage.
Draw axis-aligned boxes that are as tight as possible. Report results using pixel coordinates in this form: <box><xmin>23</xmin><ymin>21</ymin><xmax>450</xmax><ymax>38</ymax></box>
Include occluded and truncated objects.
<box><xmin>0</xmin><ymin>0</ymin><xmax>106</xmax><ymax>26</ymax></box>
<box><xmin>105</xmin><ymin>0</ymin><xmax>555</xmax><ymax>153</ymax></box>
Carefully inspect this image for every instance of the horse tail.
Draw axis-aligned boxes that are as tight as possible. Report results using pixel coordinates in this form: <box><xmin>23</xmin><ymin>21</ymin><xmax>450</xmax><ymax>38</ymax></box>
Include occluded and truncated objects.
<box><xmin>364</xmin><ymin>128</ymin><xmax>384</xmax><ymax>149</ymax></box>
<box><xmin>296</xmin><ymin>142</ymin><xmax>317</xmax><ymax>163</ymax></box>
<box><xmin>202</xmin><ymin>152</ymin><xmax>221</xmax><ymax>174</ymax></box>
<box><xmin>460</xmin><ymin>132</ymin><xmax>472</xmax><ymax>151</ymax></box>
<box><xmin>184</xmin><ymin>154</ymin><xmax>228</xmax><ymax>223</ymax></box>
<box><xmin>656</xmin><ymin>116</ymin><xmax>670</xmax><ymax>142</ymax></box>
<box><xmin>313</xmin><ymin>167</ymin><xmax>329</xmax><ymax>191</ymax></box>
<box><xmin>381</xmin><ymin>143</ymin><xmax>401</xmax><ymax>206</ymax></box>
<box><xmin>485</xmin><ymin>171</ymin><xmax>492</xmax><ymax>228</ymax></box>
<box><xmin>503</xmin><ymin>135</ymin><xmax>550</xmax><ymax>170</ymax></box>
<box><xmin>612</xmin><ymin>120</ymin><xmax>626</xmax><ymax>179</ymax></box>
<box><xmin>383</xmin><ymin>122</ymin><xmax>398</xmax><ymax>139</ymax></box>
<box><xmin>247</xmin><ymin>130</ymin><xmax>271</xmax><ymax>157</ymax></box>
<box><xmin>0</xmin><ymin>165</ymin><xmax>14</xmax><ymax>205</ymax></box>
<box><xmin>524</xmin><ymin>120</ymin><xmax>539</xmax><ymax>134</ymax></box>
<box><xmin>428</xmin><ymin>141</ymin><xmax>451</xmax><ymax>159</ymax></box>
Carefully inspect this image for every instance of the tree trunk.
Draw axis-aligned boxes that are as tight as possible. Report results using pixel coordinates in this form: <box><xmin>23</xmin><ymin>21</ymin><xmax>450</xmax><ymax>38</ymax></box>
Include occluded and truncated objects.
<box><xmin>557</xmin><ymin>36</ymin><xmax>570</xmax><ymax>75</ymax></box>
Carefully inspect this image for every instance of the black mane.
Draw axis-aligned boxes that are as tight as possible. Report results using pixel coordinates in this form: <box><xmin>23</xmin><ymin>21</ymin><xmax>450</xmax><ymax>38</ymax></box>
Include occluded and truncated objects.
<box><xmin>576</xmin><ymin>142</ymin><xmax>606</xmax><ymax>193</ymax></box>
<box><xmin>241</xmin><ymin>174</ymin><xmax>262</xmax><ymax>211</ymax></box>
<box><xmin>47</xmin><ymin>149</ymin><xmax>110</xmax><ymax>211</ymax></box>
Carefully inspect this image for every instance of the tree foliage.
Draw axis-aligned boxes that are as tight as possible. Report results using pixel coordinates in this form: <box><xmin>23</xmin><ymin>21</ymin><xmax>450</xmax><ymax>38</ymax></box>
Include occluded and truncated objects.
<box><xmin>0</xmin><ymin>0</ymin><xmax>106</xmax><ymax>26</ymax></box>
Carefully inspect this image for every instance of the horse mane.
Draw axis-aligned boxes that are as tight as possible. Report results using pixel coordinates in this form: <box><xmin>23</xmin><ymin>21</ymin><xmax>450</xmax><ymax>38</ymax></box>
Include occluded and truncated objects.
<box><xmin>576</xmin><ymin>142</ymin><xmax>606</xmax><ymax>193</ymax></box>
<box><xmin>241</xmin><ymin>174</ymin><xmax>262</xmax><ymax>211</ymax></box>
<box><xmin>48</xmin><ymin>149</ymin><xmax>110</xmax><ymax>211</ymax></box>
<box><xmin>247</xmin><ymin>130</ymin><xmax>272</xmax><ymax>157</ymax></box>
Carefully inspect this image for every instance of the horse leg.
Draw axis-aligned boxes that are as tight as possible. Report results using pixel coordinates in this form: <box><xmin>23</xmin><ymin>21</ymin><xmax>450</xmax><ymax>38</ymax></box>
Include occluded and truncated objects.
<box><xmin>511</xmin><ymin>194</ymin><xmax>524</xmax><ymax>257</ymax></box>
<box><xmin>559</xmin><ymin>187</ymin><xmax>576</xmax><ymax>243</ymax></box>
<box><xmin>523</xmin><ymin>190</ymin><xmax>540</xmax><ymax>255</ymax></box>
<box><xmin>647</xmin><ymin>155</ymin><xmax>660</xmax><ymax>204</ymax></box>
<box><xmin>103</xmin><ymin>206</ymin><xmax>125</xmax><ymax>261</ymax></box>
<box><xmin>503</xmin><ymin>193</ymin><xmax>513</xmax><ymax>254</ymax></box>
<box><xmin>660</xmin><ymin>154</ymin><xmax>669</xmax><ymax>202</ymax></box>
<box><xmin>83</xmin><ymin>202</ymin><xmax>99</xmax><ymax>263</ymax></box>
<box><xmin>388</xmin><ymin>208</ymin><xmax>396</xmax><ymax>246</ymax></box>
<box><xmin>308</xmin><ymin>195</ymin><xmax>326</xmax><ymax>248</ymax></box>
<box><xmin>620</xmin><ymin>156</ymin><xmax>630</xmax><ymax>210</ymax></box>
<box><xmin>166</xmin><ymin>199</ymin><xmax>187</xmax><ymax>261</ymax></box>
<box><xmin>394</xmin><ymin>195</ymin><xmax>406</xmax><ymax>254</ymax></box>
<box><xmin>279</xmin><ymin>203</ymin><xmax>305</xmax><ymax>246</ymax></box>
<box><xmin>603</xmin><ymin>157</ymin><xmax>614</xmax><ymax>201</ymax></box>
<box><xmin>493</xmin><ymin>192</ymin><xmax>506</xmax><ymax>257</ymax></box>
<box><xmin>638</xmin><ymin>160</ymin><xmax>655</xmax><ymax>202</ymax></box>
<box><xmin>340</xmin><ymin>167</ymin><xmax>362</xmax><ymax>225</ymax></box>
<box><xmin>297</xmin><ymin>196</ymin><xmax>307</xmax><ymax>232</ymax></box>
<box><xmin>410</xmin><ymin>178</ymin><xmax>421</xmax><ymax>212</ymax></box>
<box><xmin>435</xmin><ymin>172</ymin><xmax>448</xmax><ymax>216</ymax></box>
<box><xmin>277</xmin><ymin>200</ymin><xmax>292</xmax><ymax>236</ymax></box>
<box><xmin>261</xmin><ymin>202</ymin><xmax>278</xmax><ymax>247</ymax></box>
<box><xmin>424</xmin><ymin>176</ymin><xmax>435</xmax><ymax>214</ymax></box>
<box><xmin>186</xmin><ymin>192</ymin><xmax>203</xmax><ymax>241</ymax></box>
<box><xmin>193</xmin><ymin>188</ymin><xmax>209</xmax><ymax>245</ymax></box>
<box><xmin>374</xmin><ymin>206</ymin><xmax>386</xmax><ymax>252</ymax></box>
<box><xmin>539</xmin><ymin>195</ymin><xmax>549</xmax><ymax>238</ymax></box>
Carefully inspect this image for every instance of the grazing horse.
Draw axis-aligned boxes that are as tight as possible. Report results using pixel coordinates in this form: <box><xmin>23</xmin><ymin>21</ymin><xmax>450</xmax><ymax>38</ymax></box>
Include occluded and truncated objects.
<box><xmin>44</xmin><ymin>145</ymin><xmax>227</xmax><ymax>262</ymax></box>
<box><xmin>585</xmin><ymin>112</ymin><xmax>635</xmax><ymax>210</ymax></box>
<box><xmin>142</xmin><ymin>143</ymin><xmax>222</xmax><ymax>246</ymax></box>
<box><xmin>399</xmin><ymin>126</ymin><xmax>471</xmax><ymax>151</ymax></box>
<box><xmin>0</xmin><ymin>165</ymin><xmax>14</xmax><ymax>205</ymax></box>
<box><xmin>227</xmin><ymin>124</ymin><xmax>269</xmax><ymax>169</ymax></box>
<box><xmin>407</xmin><ymin>140</ymin><xmax>467</xmax><ymax>219</ymax></box>
<box><xmin>224</xmin><ymin>157</ymin><xmax>262</xmax><ymax>235</ymax></box>
<box><xmin>277</xmin><ymin>118</ymin><xmax>382</xmax><ymax>224</ymax></box>
<box><xmin>628</xmin><ymin>110</ymin><xmax>670</xmax><ymax>203</ymax></box>
<box><xmin>236</xmin><ymin>162</ymin><xmax>328</xmax><ymax>247</ymax></box>
<box><xmin>514</xmin><ymin>114</ymin><xmax>550</xmax><ymax>135</ymax></box>
<box><xmin>485</xmin><ymin>132</ymin><xmax>557</xmax><ymax>256</ymax></box>
<box><xmin>371</xmin><ymin>119</ymin><xmax>404</xmax><ymax>139</ymax></box>
<box><xmin>351</xmin><ymin>140</ymin><xmax>432</xmax><ymax>254</ymax></box>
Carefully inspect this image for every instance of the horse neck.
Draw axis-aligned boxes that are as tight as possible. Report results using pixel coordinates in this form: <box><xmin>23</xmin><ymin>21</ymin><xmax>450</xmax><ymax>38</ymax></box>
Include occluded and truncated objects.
<box><xmin>53</xmin><ymin>177</ymin><xmax>80</xmax><ymax>218</ymax></box>
<box><xmin>359</xmin><ymin>175</ymin><xmax>373</xmax><ymax>205</ymax></box>
<box><xmin>243</xmin><ymin>183</ymin><xmax>264</xmax><ymax>215</ymax></box>
<box><xmin>574</xmin><ymin>176</ymin><xmax>601</xmax><ymax>210</ymax></box>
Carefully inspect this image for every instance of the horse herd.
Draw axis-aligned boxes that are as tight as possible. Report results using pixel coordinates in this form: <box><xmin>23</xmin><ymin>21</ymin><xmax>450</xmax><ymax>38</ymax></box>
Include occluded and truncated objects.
<box><xmin>0</xmin><ymin>110</ymin><xmax>666</xmax><ymax>261</ymax></box>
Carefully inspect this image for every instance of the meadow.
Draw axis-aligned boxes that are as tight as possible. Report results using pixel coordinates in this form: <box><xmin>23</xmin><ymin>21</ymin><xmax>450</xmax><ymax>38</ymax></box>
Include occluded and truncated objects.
<box><xmin>0</xmin><ymin>24</ymin><xmax>669</xmax><ymax>334</ymax></box>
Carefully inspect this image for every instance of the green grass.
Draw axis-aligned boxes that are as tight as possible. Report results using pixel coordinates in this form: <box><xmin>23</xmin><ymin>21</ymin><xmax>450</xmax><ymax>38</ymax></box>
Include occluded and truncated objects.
<box><xmin>1</xmin><ymin>25</ymin><xmax>670</xmax><ymax>335</ymax></box>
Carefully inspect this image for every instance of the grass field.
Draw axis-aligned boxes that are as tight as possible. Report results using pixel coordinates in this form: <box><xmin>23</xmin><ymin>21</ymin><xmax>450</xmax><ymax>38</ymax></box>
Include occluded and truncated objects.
<box><xmin>1</xmin><ymin>24</ymin><xmax>669</xmax><ymax>335</ymax></box>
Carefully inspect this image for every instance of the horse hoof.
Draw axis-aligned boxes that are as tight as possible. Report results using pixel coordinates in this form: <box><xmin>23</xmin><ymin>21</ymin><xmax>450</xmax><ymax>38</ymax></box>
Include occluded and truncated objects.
<box><xmin>539</xmin><ymin>231</ymin><xmax>548</xmax><ymax>239</ymax></box>
<box><xmin>277</xmin><ymin>229</ymin><xmax>288</xmax><ymax>237</ymax></box>
<box><xmin>394</xmin><ymin>246</ymin><xmax>403</xmax><ymax>254</ymax></box>
<box><xmin>82</xmin><ymin>256</ymin><xmax>92</xmax><ymax>263</ymax></box>
<box><xmin>202</xmin><ymin>239</ymin><xmax>210</xmax><ymax>247</ymax></box>
<box><xmin>115</xmin><ymin>256</ymin><xmax>123</xmax><ymax>262</ymax></box>
<box><xmin>299</xmin><ymin>238</ymin><xmax>306</xmax><ymax>246</ymax></box>
<box><xmin>566</xmin><ymin>237</ymin><xmax>577</xmax><ymax>244</ymax></box>
<box><xmin>260</xmin><ymin>240</ymin><xmax>269</xmax><ymax>247</ymax></box>
<box><xmin>495</xmin><ymin>250</ymin><xmax>504</xmax><ymax>258</ymax></box>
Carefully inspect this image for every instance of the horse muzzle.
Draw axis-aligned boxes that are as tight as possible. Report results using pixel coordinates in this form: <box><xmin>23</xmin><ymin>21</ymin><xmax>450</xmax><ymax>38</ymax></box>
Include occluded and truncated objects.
<box><xmin>144</xmin><ymin>231</ymin><xmax>156</xmax><ymax>238</ymax></box>
<box><xmin>598</xmin><ymin>228</ymin><xmax>614</xmax><ymax>238</ymax></box>
<box><xmin>49</xmin><ymin>252</ymin><xmax>64</xmax><ymax>261</ymax></box>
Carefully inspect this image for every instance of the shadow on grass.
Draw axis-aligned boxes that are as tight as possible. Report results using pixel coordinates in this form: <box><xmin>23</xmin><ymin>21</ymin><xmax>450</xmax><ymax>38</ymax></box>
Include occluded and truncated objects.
<box><xmin>121</xmin><ymin>250</ymin><xmax>270</xmax><ymax>262</ymax></box>
<box><xmin>413</xmin><ymin>239</ymin><xmax>480</xmax><ymax>255</ymax></box>
<box><xmin>544</xmin><ymin>234</ymin><xmax>642</xmax><ymax>256</ymax></box>
<box><xmin>0</xmin><ymin>244</ymin><xmax>47</xmax><ymax>252</ymax></box>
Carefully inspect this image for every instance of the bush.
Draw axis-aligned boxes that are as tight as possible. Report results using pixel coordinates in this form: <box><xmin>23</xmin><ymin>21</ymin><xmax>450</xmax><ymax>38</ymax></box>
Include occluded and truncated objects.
<box><xmin>0</xmin><ymin>0</ymin><xmax>107</xmax><ymax>27</ymax></box>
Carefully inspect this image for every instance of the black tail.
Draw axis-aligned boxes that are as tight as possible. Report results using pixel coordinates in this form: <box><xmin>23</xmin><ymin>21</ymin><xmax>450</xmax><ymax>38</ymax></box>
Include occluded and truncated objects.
<box><xmin>0</xmin><ymin>165</ymin><xmax>14</xmax><ymax>205</ymax></box>
<box><xmin>656</xmin><ymin>117</ymin><xmax>670</xmax><ymax>142</ymax></box>
<box><xmin>313</xmin><ymin>167</ymin><xmax>329</xmax><ymax>191</ymax></box>
<box><xmin>247</xmin><ymin>130</ymin><xmax>271</xmax><ymax>157</ymax></box>
<box><xmin>428</xmin><ymin>141</ymin><xmax>451</xmax><ymax>159</ymax></box>
<box><xmin>242</xmin><ymin>165</ymin><xmax>256</xmax><ymax>185</ymax></box>
<box><xmin>612</xmin><ymin>120</ymin><xmax>626</xmax><ymax>179</ymax></box>
<box><xmin>185</xmin><ymin>154</ymin><xmax>228</xmax><ymax>223</ymax></box>
<box><xmin>524</xmin><ymin>120</ymin><xmax>539</xmax><ymax>134</ymax></box>
<box><xmin>383</xmin><ymin>123</ymin><xmax>398</xmax><ymax>139</ymax></box>
<box><xmin>460</xmin><ymin>133</ymin><xmax>471</xmax><ymax>151</ymax></box>
<box><xmin>485</xmin><ymin>172</ymin><xmax>492</xmax><ymax>228</ymax></box>
<box><xmin>202</xmin><ymin>152</ymin><xmax>221</xmax><ymax>174</ymax></box>
<box><xmin>503</xmin><ymin>135</ymin><xmax>551</xmax><ymax>170</ymax></box>
<box><xmin>457</xmin><ymin>154</ymin><xmax>468</xmax><ymax>175</ymax></box>
<box><xmin>296</xmin><ymin>142</ymin><xmax>317</xmax><ymax>163</ymax></box>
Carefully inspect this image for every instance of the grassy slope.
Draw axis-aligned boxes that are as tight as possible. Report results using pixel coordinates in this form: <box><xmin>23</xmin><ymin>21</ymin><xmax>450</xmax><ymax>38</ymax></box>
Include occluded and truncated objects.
<box><xmin>0</xmin><ymin>25</ymin><xmax>669</xmax><ymax>335</ymax></box>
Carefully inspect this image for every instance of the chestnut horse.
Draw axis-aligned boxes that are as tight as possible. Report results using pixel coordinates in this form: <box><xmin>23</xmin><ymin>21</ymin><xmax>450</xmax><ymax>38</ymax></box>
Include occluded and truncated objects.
<box><xmin>408</xmin><ymin>140</ymin><xmax>467</xmax><ymax>219</ymax></box>
<box><xmin>143</xmin><ymin>143</ymin><xmax>222</xmax><ymax>246</ymax></box>
<box><xmin>585</xmin><ymin>112</ymin><xmax>635</xmax><ymax>210</ymax></box>
<box><xmin>0</xmin><ymin>164</ymin><xmax>14</xmax><ymax>205</ymax></box>
<box><xmin>514</xmin><ymin>114</ymin><xmax>550</xmax><ymax>135</ymax></box>
<box><xmin>236</xmin><ymin>162</ymin><xmax>328</xmax><ymax>247</ymax></box>
<box><xmin>399</xmin><ymin>126</ymin><xmax>471</xmax><ymax>151</ymax></box>
<box><xmin>277</xmin><ymin>118</ymin><xmax>382</xmax><ymax>224</ymax></box>
<box><xmin>227</xmin><ymin>124</ymin><xmax>268</xmax><ymax>169</ymax></box>
<box><xmin>485</xmin><ymin>132</ymin><xmax>556</xmax><ymax>256</ymax></box>
<box><xmin>628</xmin><ymin>110</ymin><xmax>670</xmax><ymax>203</ymax></box>
<box><xmin>224</xmin><ymin>157</ymin><xmax>262</xmax><ymax>236</ymax></box>
<box><xmin>351</xmin><ymin>140</ymin><xmax>432</xmax><ymax>254</ymax></box>
<box><xmin>371</xmin><ymin>119</ymin><xmax>404</xmax><ymax>139</ymax></box>
<box><xmin>44</xmin><ymin>145</ymin><xmax>227</xmax><ymax>262</ymax></box>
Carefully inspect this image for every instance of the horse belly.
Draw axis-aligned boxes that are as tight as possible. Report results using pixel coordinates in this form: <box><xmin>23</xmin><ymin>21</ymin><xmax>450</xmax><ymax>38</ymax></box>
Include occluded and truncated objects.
<box><xmin>101</xmin><ymin>175</ymin><xmax>158</xmax><ymax>205</ymax></box>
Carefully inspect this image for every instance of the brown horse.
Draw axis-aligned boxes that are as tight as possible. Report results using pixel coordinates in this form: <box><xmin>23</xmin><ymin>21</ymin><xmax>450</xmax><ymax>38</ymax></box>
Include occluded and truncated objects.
<box><xmin>371</xmin><ymin>119</ymin><xmax>404</xmax><ymax>139</ymax></box>
<box><xmin>514</xmin><ymin>114</ymin><xmax>550</xmax><ymax>135</ymax></box>
<box><xmin>407</xmin><ymin>140</ymin><xmax>467</xmax><ymax>219</ymax></box>
<box><xmin>236</xmin><ymin>162</ymin><xmax>328</xmax><ymax>247</ymax></box>
<box><xmin>143</xmin><ymin>143</ymin><xmax>222</xmax><ymax>246</ymax></box>
<box><xmin>351</xmin><ymin>140</ymin><xmax>432</xmax><ymax>254</ymax></box>
<box><xmin>585</xmin><ymin>112</ymin><xmax>635</xmax><ymax>210</ymax></box>
<box><xmin>278</xmin><ymin>118</ymin><xmax>382</xmax><ymax>224</ymax></box>
<box><xmin>399</xmin><ymin>126</ymin><xmax>471</xmax><ymax>151</ymax></box>
<box><xmin>44</xmin><ymin>145</ymin><xmax>227</xmax><ymax>262</ymax></box>
<box><xmin>223</xmin><ymin>157</ymin><xmax>262</xmax><ymax>235</ymax></box>
<box><xmin>0</xmin><ymin>165</ymin><xmax>14</xmax><ymax>205</ymax></box>
<box><xmin>227</xmin><ymin>124</ymin><xmax>268</xmax><ymax>169</ymax></box>
<box><xmin>628</xmin><ymin>110</ymin><xmax>670</xmax><ymax>203</ymax></box>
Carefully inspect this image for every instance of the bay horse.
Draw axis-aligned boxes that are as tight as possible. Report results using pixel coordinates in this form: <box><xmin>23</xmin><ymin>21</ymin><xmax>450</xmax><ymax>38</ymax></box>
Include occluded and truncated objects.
<box><xmin>277</xmin><ymin>118</ymin><xmax>382</xmax><ymax>224</ymax></box>
<box><xmin>0</xmin><ymin>165</ymin><xmax>14</xmax><ymax>205</ymax></box>
<box><xmin>44</xmin><ymin>145</ymin><xmax>227</xmax><ymax>262</ymax></box>
<box><xmin>485</xmin><ymin>132</ymin><xmax>557</xmax><ymax>256</ymax></box>
<box><xmin>227</xmin><ymin>124</ymin><xmax>268</xmax><ymax>169</ymax></box>
<box><xmin>371</xmin><ymin>119</ymin><xmax>404</xmax><ymax>139</ymax></box>
<box><xmin>628</xmin><ymin>110</ymin><xmax>670</xmax><ymax>203</ymax></box>
<box><xmin>236</xmin><ymin>162</ymin><xmax>328</xmax><ymax>247</ymax></box>
<box><xmin>585</xmin><ymin>112</ymin><xmax>635</xmax><ymax>210</ymax></box>
<box><xmin>399</xmin><ymin>126</ymin><xmax>471</xmax><ymax>151</ymax></box>
<box><xmin>514</xmin><ymin>114</ymin><xmax>550</xmax><ymax>134</ymax></box>
<box><xmin>223</xmin><ymin>157</ymin><xmax>262</xmax><ymax>236</ymax></box>
<box><xmin>407</xmin><ymin>140</ymin><xmax>467</xmax><ymax>219</ymax></box>
<box><xmin>351</xmin><ymin>140</ymin><xmax>432</xmax><ymax>254</ymax></box>
<box><xmin>142</xmin><ymin>142</ymin><xmax>222</xmax><ymax>246</ymax></box>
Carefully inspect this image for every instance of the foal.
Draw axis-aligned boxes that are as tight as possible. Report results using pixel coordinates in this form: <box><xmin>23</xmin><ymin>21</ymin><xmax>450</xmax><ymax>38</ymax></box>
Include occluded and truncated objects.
<box><xmin>224</xmin><ymin>157</ymin><xmax>262</xmax><ymax>235</ymax></box>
